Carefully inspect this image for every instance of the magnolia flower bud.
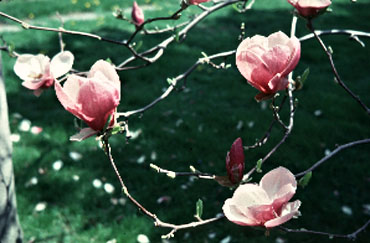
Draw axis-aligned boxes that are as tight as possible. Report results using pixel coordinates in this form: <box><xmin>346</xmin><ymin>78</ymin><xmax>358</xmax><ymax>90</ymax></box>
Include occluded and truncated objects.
<box><xmin>236</xmin><ymin>31</ymin><xmax>300</xmax><ymax>100</ymax></box>
<box><xmin>55</xmin><ymin>60</ymin><xmax>121</xmax><ymax>141</ymax></box>
<box><xmin>132</xmin><ymin>1</ymin><xmax>144</xmax><ymax>27</ymax></box>
<box><xmin>287</xmin><ymin>0</ymin><xmax>332</xmax><ymax>18</ymax></box>
<box><xmin>226</xmin><ymin>137</ymin><xmax>245</xmax><ymax>184</ymax></box>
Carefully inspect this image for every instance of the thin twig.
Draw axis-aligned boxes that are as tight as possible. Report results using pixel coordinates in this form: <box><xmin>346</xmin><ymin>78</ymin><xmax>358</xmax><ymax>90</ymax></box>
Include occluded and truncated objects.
<box><xmin>299</xmin><ymin>29</ymin><xmax>370</xmax><ymax>47</ymax></box>
<box><xmin>295</xmin><ymin>138</ymin><xmax>370</xmax><ymax>178</ymax></box>
<box><xmin>244</xmin><ymin>15</ymin><xmax>298</xmax><ymax>180</ymax></box>
<box><xmin>116</xmin><ymin>0</ymin><xmax>244</xmax><ymax>70</ymax></box>
<box><xmin>280</xmin><ymin>218</ymin><xmax>370</xmax><ymax>240</ymax></box>
<box><xmin>307</xmin><ymin>20</ymin><xmax>370</xmax><ymax>116</ymax></box>
<box><xmin>245</xmin><ymin>95</ymin><xmax>287</xmax><ymax>149</ymax></box>
<box><xmin>150</xmin><ymin>163</ymin><xmax>215</xmax><ymax>180</ymax></box>
<box><xmin>117</xmin><ymin>50</ymin><xmax>235</xmax><ymax>118</ymax></box>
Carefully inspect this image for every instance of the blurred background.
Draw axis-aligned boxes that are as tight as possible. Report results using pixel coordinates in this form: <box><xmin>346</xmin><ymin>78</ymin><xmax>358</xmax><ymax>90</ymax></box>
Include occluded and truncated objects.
<box><xmin>0</xmin><ymin>0</ymin><xmax>369</xmax><ymax>242</ymax></box>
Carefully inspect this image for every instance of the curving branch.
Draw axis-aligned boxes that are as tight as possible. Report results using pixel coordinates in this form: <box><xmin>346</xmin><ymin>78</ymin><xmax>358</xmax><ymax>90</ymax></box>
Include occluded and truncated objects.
<box><xmin>280</xmin><ymin>218</ymin><xmax>370</xmax><ymax>240</ymax></box>
<box><xmin>299</xmin><ymin>29</ymin><xmax>370</xmax><ymax>47</ymax></box>
<box><xmin>295</xmin><ymin>138</ymin><xmax>370</xmax><ymax>178</ymax></box>
<box><xmin>306</xmin><ymin>20</ymin><xmax>370</xmax><ymax>116</ymax></box>
<box><xmin>117</xmin><ymin>50</ymin><xmax>235</xmax><ymax>118</ymax></box>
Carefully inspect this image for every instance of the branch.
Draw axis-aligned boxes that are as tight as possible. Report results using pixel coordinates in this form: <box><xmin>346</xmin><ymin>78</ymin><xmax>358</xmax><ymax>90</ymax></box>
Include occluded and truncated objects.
<box><xmin>244</xmin><ymin>15</ymin><xmax>298</xmax><ymax>179</ymax></box>
<box><xmin>307</xmin><ymin>21</ymin><xmax>370</xmax><ymax>116</ymax></box>
<box><xmin>116</xmin><ymin>0</ymin><xmax>244</xmax><ymax>70</ymax></box>
<box><xmin>280</xmin><ymin>218</ymin><xmax>370</xmax><ymax>240</ymax></box>
<box><xmin>101</xmin><ymin>136</ymin><xmax>224</xmax><ymax>238</ymax></box>
<box><xmin>244</xmin><ymin>95</ymin><xmax>287</xmax><ymax>150</ymax></box>
<box><xmin>0</xmin><ymin>11</ymin><xmax>150</xmax><ymax>63</ymax></box>
<box><xmin>299</xmin><ymin>29</ymin><xmax>370</xmax><ymax>47</ymax></box>
<box><xmin>150</xmin><ymin>163</ymin><xmax>215</xmax><ymax>180</ymax></box>
<box><xmin>295</xmin><ymin>138</ymin><xmax>370</xmax><ymax>178</ymax></box>
<box><xmin>117</xmin><ymin>50</ymin><xmax>235</xmax><ymax>118</ymax></box>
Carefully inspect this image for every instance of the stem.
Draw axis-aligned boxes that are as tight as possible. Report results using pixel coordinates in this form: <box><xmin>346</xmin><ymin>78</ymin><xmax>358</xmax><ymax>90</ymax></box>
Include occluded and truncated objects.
<box><xmin>295</xmin><ymin>138</ymin><xmax>370</xmax><ymax>177</ymax></box>
<box><xmin>307</xmin><ymin>20</ymin><xmax>370</xmax><ymax>116</ymax></box>
<box><xmin>280</xmin><ymin>218</ymin><xmax>370</xmax><ymax>240</ymax></box>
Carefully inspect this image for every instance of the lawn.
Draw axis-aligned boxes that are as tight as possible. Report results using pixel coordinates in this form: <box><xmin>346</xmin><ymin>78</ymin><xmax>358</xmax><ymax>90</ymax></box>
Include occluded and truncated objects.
<box><xmin>1</xmin><ymin>0</ymin><xmax>369</xmax><ymax>242</ymax></box>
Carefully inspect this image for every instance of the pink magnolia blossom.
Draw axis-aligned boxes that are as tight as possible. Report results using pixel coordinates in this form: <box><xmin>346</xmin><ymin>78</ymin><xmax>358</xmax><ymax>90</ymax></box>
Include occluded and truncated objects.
<box><xmin>288</xmin><ymin>0</ymin><xmax>332</xmax><ymax>18</ymax></box>
<box><xmin>132</xmin><ymin>1</ymin><xmax>144</xmax><ymax>27</ymax></box>
<box><xmin>55</xmin><ymin>60</ymin><xmax>121</xmax><ymax>141</ymax></box>
<box><xmin>226</xmin><ymin>138</ymin><xmax>245</xmax><ymax>184</ymax></box>
<box><xmin>14</xmin><ymin>51</ymin><xmax>74</xmax><ymax>96</ymax></box>
<box><xmin>188</xmin><ymin>0</ymin><xmax>211</xmax><ymax>5</ymax></box>
<box><xmin>236</xmin><ymin>31</ymin><xmax>300</xmax><ymax>100</ymax></box>
<box><xmin>222</xmin><ymin>167</ymin><xmax>301</xmax><ymax>228</ymax></box>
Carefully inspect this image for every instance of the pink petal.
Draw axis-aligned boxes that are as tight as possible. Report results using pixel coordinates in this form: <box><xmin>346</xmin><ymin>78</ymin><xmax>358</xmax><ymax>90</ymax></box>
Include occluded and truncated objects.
<box><xmin>267</xmin><ymin>74</ymin><xmax>288</xmax><ymax>92</ymax></box>
<box><xmin>131</xmin><ymin>1</ymin><xmax>145</xmax><ymax>26</ymax></box>
<box><xmin>260</xmin><ymin>167</ymin><xmax>297</xmax><ymax>201</ymax></box>
<box><xmin>298</xmin><ymin>0</ymin><xmax>331</xmax><ymax>8</ymax></box>
<box><xmin>50</xmin><ymin>51</ymin><xmax>74</xmax><ymax>78</ymax></box>
<box><xmin>271</xmin><ymin>183</ymin><xmax>297</xmax><ymax>210</ymax></box>
<box><xmin>264</xmin><ymin>200</ymin><xmax>301</xmax><ymax>228</ymax></box>
<box><xmin>261</xmin><ymin>45</ymin><xmax>291</xmax><ymax>75</ymax></box>
<box><xmin>232</xmin><ymin>184</ymin><xmax>271</xmax><ymax>208</ymax></box>
<box><xmin>88</xmin><ymin>60</ymin><xmax>120</xmax><ymax>86</ymax></box>
<box><xmin>247</xmin><ymin>204</ymin><xmax>275</xmax><ymax>224</ymax></box>
<box><xmin>267</xmin><ymin>31</ymin><xmax>291</xmax><ymax>48</ymax></box>
<box><xmin>70</xmin><ymin>127</ymin><xmax>98</xmax><ymax>141</ymax></box>
<box><xmin>280</xmin><ymin>36</ymin><xmax>301</xmax><ymax>78</ymax></box>
<box><xmin>77</xmin><ymin>77</ymin><xmax>119</xmax><ymax>130</ymax></box>
<box><xmin>55</xmin><ymin>76</ymin><xmax>92</xmax><ymax>123</ymax></box>
<box><xmin>222</xmin><ymin>199</ymin><xmax>258</xmax><ymax>226</ymax></box>
<box><xmin>22</xmin><ymin>79</ymin><xmax>45</xmax><ymax>90</ymax></box>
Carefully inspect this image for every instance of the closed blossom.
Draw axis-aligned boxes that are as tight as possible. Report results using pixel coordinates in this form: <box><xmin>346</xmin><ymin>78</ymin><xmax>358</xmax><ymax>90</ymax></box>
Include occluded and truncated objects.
<box><xmin>55</xmin><ymin>60</ymin><xmax>121</xmax><ymax>141</ymax></box>
<box><xmin>226</xmin><ymin>138</ymin><xmax>245</xmax><ymax>184</ymax></box>
<box><xmin>236</xmin><ymin>31</ymin><xmax>300</xmax><ymax>100</ymax></box>
<box><xmin>132</xmin><ymin>1</ymin><xmax>144</xmax><ymax>27</ymax></box>
<box><xmin>287</xmin><ymin>0</ymin><xmax>332</xmax><ymax>18</ymax></box>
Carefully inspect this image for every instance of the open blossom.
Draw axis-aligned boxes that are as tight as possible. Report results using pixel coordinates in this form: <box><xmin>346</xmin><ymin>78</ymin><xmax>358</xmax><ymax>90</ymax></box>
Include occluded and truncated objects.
<box><xmin>288</xmin><ymin>0</ymin><xmax>332</xmax><ymax>18</ymax></box>
<box><xmin>187</xmin><ymin>0</ymin><xmax>211</xmax><ymax>5</ymax></box>
<box><xmin>14</xmin><ymin>51</ymin><xmax>74</xmax><ymax>96</ymax></box>
<box><xmin>223</xmin><ymin>167</ymin><xmax>301</xmax><ymax>228</ymax></box>
<box><xmin>132</xmin><ymin>1</ymin><xmax>144</xmax><ymax>27</ymax></box>
<box><xmin>236</xmin><ymin>31</ymin><xmax>300</xmax><ymax>100</ymax></box>
<box><xmin>55</xmin><ymin>60</ymin><xmax>121</xmax><ymax>141</ymax></box>
<box><xmin>226</xmin><ymin>138</ymin><xmax>245</xmax><ymax>184</ymax></box>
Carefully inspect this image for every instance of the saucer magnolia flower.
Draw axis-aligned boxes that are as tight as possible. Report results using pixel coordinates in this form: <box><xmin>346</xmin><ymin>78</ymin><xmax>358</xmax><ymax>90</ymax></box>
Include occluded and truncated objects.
<box><xmin>226</xmin><ymin>138</ymin><xmax>245</xmax><ymax>184</ymax></box>
<box><xmin>55</xmin><ymin>60</ymin><xmax>121</xmax><ymax>141</ymax></box>
<box><xmin>132</xmin><ymin>1</ymin><xmax>144</xmax><ymax>27</ymax></box>
<box><xmin>236</xmin><ymin>31</ymin><xmax>300</xmax><ymax>100</ymax></box>
<box><xmin>14</xmin><ymin>51</ymin><xmax>74</xmax><ymax>96</ymax></box>
<box><xmin>187</xmin><ymin>0</ymin><xmax>211</xmax><ymax>5</ymax></box>
<box><xmin>288</xmin><ymin>0</ymin><xmax>332</xmax><ymax>18</ymax></box>
<box><xmin>223</xmin><ymin>167</ymin><xmax>301</xmax><ymax>228</ymax></box>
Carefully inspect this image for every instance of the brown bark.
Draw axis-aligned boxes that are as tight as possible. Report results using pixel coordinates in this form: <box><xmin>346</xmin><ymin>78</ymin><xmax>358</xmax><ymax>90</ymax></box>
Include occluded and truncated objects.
<box><xmin>0</xmin><ymin>53</ymin><xmax>23</xmax><ymax>242</ymax></box>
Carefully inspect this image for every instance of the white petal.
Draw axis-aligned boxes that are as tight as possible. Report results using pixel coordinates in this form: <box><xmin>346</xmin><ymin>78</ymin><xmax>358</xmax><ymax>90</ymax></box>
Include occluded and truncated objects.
<box><xmin>50</xmin><ymin>51</ymin><xmax>74</xmax><ymax>78</ymax></box>
<box><xmin>14</xmin><ymin>54</ymin><xmax>49</xmax><ymax>81</ymax></box>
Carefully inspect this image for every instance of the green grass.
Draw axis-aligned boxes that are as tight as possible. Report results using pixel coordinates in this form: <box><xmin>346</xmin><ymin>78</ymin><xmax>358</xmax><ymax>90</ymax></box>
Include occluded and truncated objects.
<box><xmin>1</xmin><ymin>0</ymin><xmax>370</xmax><ymax>242</ymax></box>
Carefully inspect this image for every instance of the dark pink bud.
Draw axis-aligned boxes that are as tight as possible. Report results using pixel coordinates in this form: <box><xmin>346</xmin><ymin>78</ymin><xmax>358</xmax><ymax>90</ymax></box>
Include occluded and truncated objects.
<box><xmin>226</xmin><ymin>137</ymin><xmax>245</xmax><ymax>184</ymax></box>
<box><xmin>132</xmin><ymin>1</ymin><xmax>144</xmax><ymax>27</ymax></box>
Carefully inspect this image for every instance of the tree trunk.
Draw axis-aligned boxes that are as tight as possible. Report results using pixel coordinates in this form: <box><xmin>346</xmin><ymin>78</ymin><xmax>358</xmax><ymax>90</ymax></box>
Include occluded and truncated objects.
<box><xmin>0</xmin><ymin>53</ymin><xmax>23</xmax><ymax>242</ymax></box>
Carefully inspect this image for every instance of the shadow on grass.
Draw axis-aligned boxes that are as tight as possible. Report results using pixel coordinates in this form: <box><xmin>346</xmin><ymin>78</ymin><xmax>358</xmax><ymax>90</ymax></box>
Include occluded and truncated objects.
<box><xmin>2</xmin><ymin>1</ymin><xmax>370</xmax><ymax>242</ymax></box>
